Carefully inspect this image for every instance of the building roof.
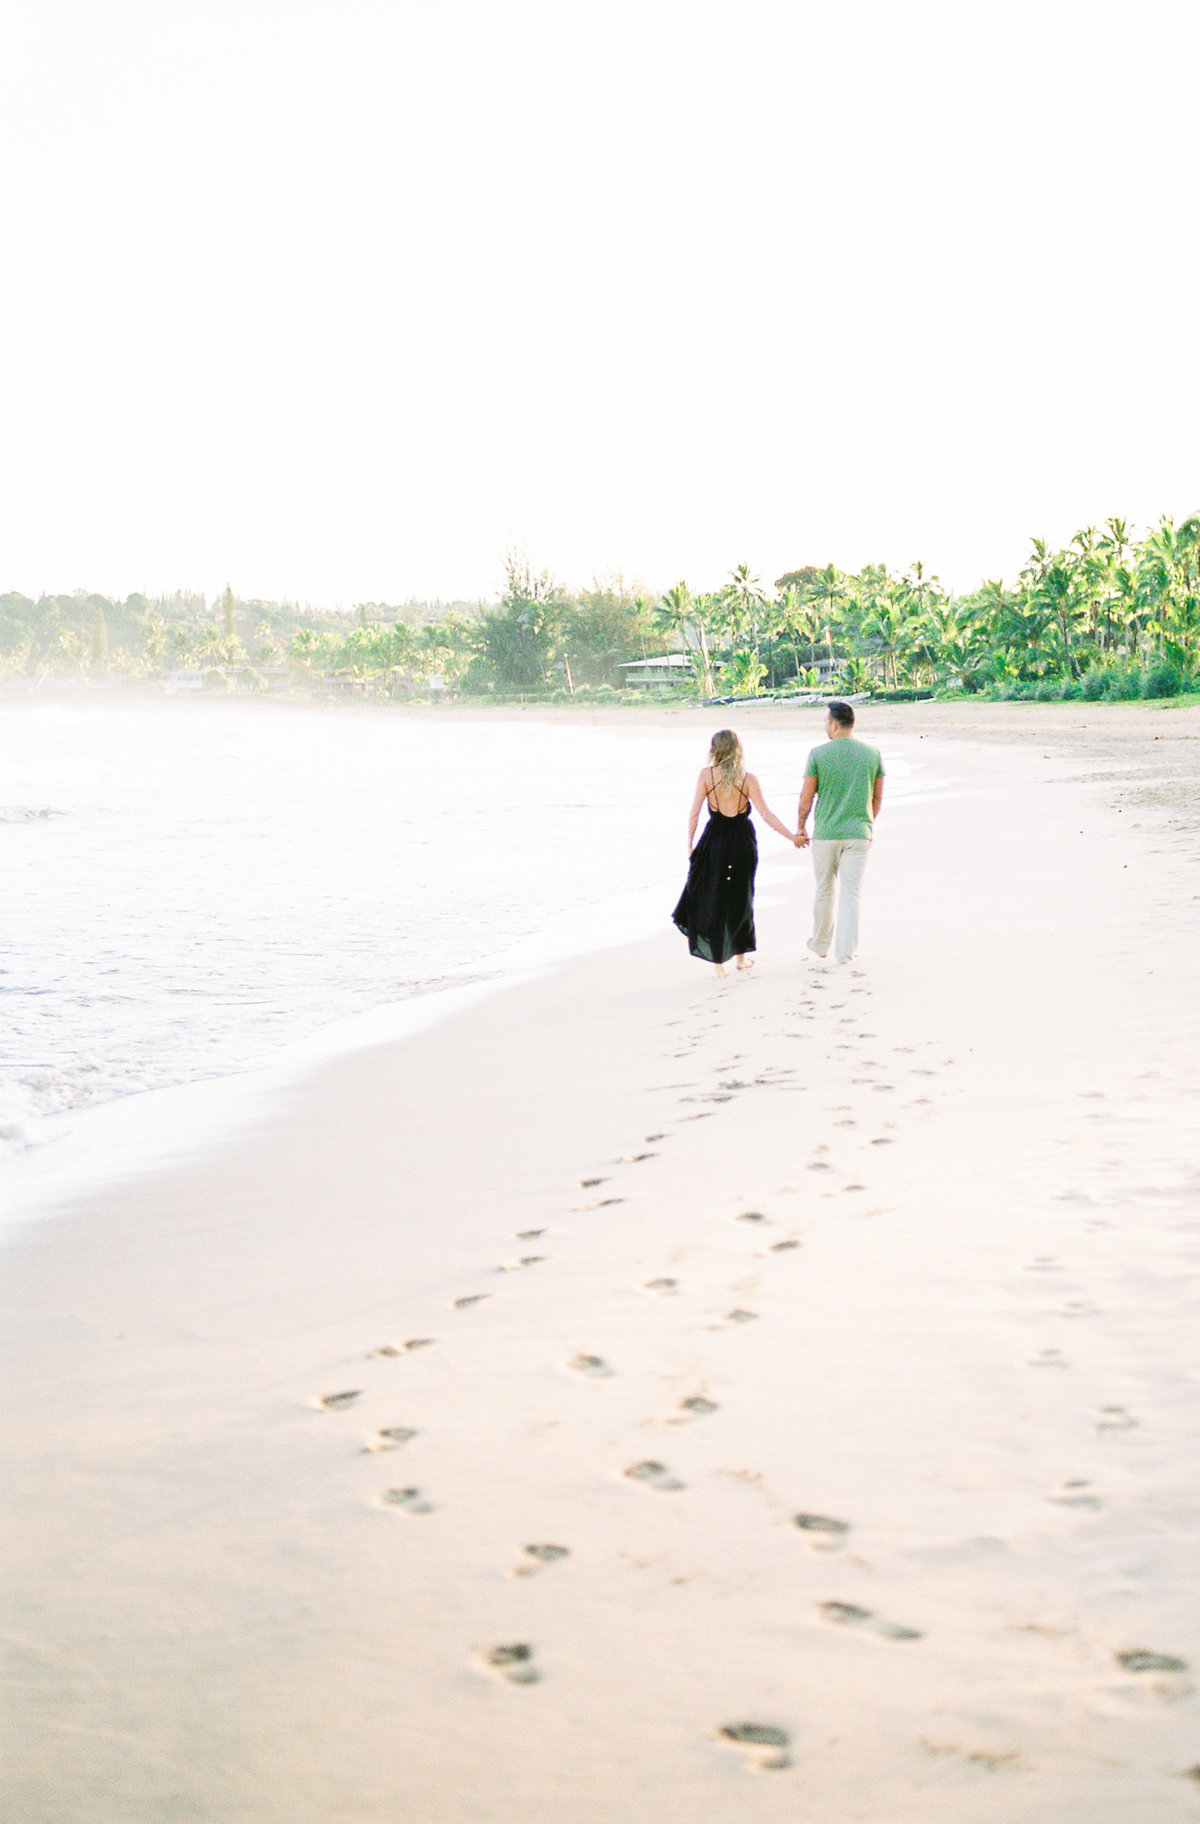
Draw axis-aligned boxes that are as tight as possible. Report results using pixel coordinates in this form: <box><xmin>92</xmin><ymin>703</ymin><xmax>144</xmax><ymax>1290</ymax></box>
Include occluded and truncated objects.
<box><xmin>617</xmin><ymin>654</ymin><xmax>694</xmax><ymax>671</ymax></box>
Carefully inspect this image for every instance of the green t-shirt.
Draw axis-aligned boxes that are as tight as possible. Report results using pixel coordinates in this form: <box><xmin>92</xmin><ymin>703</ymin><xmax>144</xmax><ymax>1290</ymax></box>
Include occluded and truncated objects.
<box><xmin>805</xmin><ymin>736</ymin><xmax>884</xmax><ymax>840</ymax></box>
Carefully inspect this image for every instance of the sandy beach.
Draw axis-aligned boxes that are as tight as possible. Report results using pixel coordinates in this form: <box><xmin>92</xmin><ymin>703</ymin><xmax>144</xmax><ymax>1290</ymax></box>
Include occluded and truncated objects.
<box><xmin>4</xmin><ymin>701</ymin><xmax>1200</xmax><ymax>1823</ymax></box>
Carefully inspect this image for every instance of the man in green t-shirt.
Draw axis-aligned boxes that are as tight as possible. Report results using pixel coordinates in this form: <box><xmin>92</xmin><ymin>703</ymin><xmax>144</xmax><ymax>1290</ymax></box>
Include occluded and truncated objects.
<box><xmin>795</xmin><ymin>700</ymin><xmax>884</xmax><ymax>963</ymax></box>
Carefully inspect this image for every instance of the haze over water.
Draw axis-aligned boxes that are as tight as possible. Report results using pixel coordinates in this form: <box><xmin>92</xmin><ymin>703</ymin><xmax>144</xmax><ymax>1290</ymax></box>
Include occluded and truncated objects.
<box><xmin>2</xmin><ymin>701</ymin><xmax>923</xmax><ymax>1186</ymax></box>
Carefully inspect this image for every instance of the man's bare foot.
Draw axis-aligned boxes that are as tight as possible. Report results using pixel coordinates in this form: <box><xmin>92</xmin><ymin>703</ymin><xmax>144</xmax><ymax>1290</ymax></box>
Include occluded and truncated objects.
<box><xmin>806</xmin><ymin>939</ymin><xmax>828</xmax><ymax>959</ymax></box>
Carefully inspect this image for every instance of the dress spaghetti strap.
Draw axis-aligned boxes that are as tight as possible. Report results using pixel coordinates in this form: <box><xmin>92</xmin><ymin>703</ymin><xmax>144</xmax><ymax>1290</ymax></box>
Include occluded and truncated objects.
<box><xmin>708</xmin><ymin>768</ymin><xmax>749</xmax><ymax>816</ymax></box>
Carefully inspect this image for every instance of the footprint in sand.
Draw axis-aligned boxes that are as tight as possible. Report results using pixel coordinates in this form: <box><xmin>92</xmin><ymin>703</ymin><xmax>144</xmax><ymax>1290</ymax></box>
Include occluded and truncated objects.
<box><xmin>793</xmin><ymin>1512</ymin><xmax>850</xmax><ymax>1543</ymax></box>
<box><xmin>313</xmin><ymin>1389</ymin><xmax>362</xmax><ymax>1410</ymax></box>
<box><xmin>737</xmin><ymin>1209</ymin><xmax>767</xmax><ymax>1223</ymax></box>
<box><xmin>1028</xmin><ymin>1348</ymin><xmax>1069</xmax><ymax>1368</ymax></box>
<box><xmin>1096</xmin><ymin>1404</ymin><xmax>1138</xmax><ymax>1431</ymax></box>
<box><xmin>718</xmin><ymin>1722</ymin><xmax>792</xmax><ymax>1771</ymax></box>
<box><xmin>575</xmin><ymin>1197</ymin><xmax>625</xmax><ymax>1211</ymax></box>
<box><xmin>516</xmin><ymin>1228</ymin><xmax>546</xmax><ymax>1240</ymax></box>
<box><xmin>624</xmin><ymin>1460</ymin><xmax>685</xmax><ymax>1491</ymax></box>
<box><xmin>724</xmin><ymin>1308</ymin><xmax>759</xmax><ymax>1325</ymax></box>
<box><xmin>819</xmin><ymin>1600</ymin><xmax>922</xmax><ymax>1640</ymax></box>
<box><xmin>769</xmin><ymin>1238</ymin><xmax>802</xmax><ymax>1253</ymax></box>
<box><xmin>369</xmin><ymin>1338</ymin><xmax>436</xmax><ymax>1357</ymax></box>
<box><xmin>500</xmin><ymin>1256</ymin><xmax>547</xmax><ymax>1271</ymax></box>
<box><xmin>364</xmin><ymin>1426</ymin><xmax>418</xmax><ymax>1453</ymax></box>
<box><xmin>579</xmin><ymin>1176</ymin><xmax>608</xmax><ymax>1188</ymax></box>
<box><xmin>1117</xmin><ymin>1649</ymin><xmax>1189</xmax><ymax>1674</ymax></box>
<box><xmin>1048</xmin><ymin>1479</ymin><xmax>1102</xmax><ymax>1509</ymax></box>
<box><xmin>480</xmin><ymin>1643</ymin><xmax>541</xmax><ymax>1685</ymax></box>
<box><xmin>511</xmin><ymin>1543</ymin><xmax>570</xmax><ymax>1578</ymax></box>
<box><xmin>642</xmin><ymin>1276</ymin><xmax>679</xmax><ymax>1296</ymax></box>
<box><xmin>673</xmin><ymin>1395</ymin><xmax>719</xmax><ymax>1421</ymax></box>
<box><xmin>568</xmin><ymin>1353</ymin><xmax>613</xmax><ymax>1377</ymax></box>
<box><xmin>377</xmin><ymin>1486</ymin><xmax>434</xmax><ymax>1514</ymax></box>
<box><xmin>453</xmin><ymin>1293</ymin><xmax>491</xmax><ymax>1309</ymax></box>
<box><xmin>619</xmin><ymin>1151</ymin><xmax>658</xmax><ymax>1164</ymax></box>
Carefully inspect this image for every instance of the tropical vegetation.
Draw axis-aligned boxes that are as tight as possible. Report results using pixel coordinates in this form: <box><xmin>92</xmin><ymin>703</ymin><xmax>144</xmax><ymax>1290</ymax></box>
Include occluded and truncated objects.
<box><xmin>3</xmin><ymin>513</ymin><xmax>1198</xmax><ymax>703</ymax></box>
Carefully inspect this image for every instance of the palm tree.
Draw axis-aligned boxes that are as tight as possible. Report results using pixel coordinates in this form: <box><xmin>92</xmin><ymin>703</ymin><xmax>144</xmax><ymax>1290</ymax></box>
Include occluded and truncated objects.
<box><xmin>1032</xmin><ymin>562</ymin><xmax>1085</xmax><ymax>678</ymax></box>
<box><xmin>779</xmin><ymin>584</ymin><xmax>824</xmax><ymax>679</ymax></box>
<box><xmin>653</xmin><ymin>581</ymin><xmax>714</xmax><ymax>694</ymax></box>
<box><xmin>839</xmin><ymin>656</ymin><xmax>872</xmax><ymax>694</ymax></box>
<box><xmin>1136</xmin><ymin>519</ymin><xmax>1181</xmax><ymax>662</ymax></box>
<box><xmin>757</xmin><ymin>592</ymin><xmax>789</xmax><ymax>689</ymax></box>
<box><xmin>859</xmin><ymin>591</ymin><xmax>909</xmax><ymax>689</ymax></box>
<box><xmin>1175</xmin><ymin>516</ymin><xmax>1200</xmax><ymax>665</ymax></box>
<box><xmin>809</xmin><ymin>564</ymin><xmax>847</xmax><ymax>672</ymax></box>
<box><xmin>1069</xmin><ymin>527</ymin><xmax>1107</xmax><ymax>651</ymax></box>
<box><xmin>719</xmin><ymin>648</ymin><xmax>767</xmax><ymax>697</ymax></box>
<box><xmin>720</xmin><ymin>563</ymin><xmax>767</xmax><ymax>661</ymax></box>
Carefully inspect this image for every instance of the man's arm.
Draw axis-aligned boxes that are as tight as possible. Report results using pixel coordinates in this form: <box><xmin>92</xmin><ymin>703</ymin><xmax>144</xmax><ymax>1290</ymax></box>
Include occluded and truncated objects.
<box><xmin>872</xmin><ymin>774</ymin><xmax>884</xmax><ymax>820</ymax></box>
<box><xmin>796</xmin><ymin>775</ymin><xmax>817</xmax><ymax>847</ymax></box>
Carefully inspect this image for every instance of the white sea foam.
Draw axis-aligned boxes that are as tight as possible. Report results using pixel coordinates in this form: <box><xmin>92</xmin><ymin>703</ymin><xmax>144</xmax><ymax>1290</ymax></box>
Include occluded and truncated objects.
<box><xmin>0</xmin><ymin>698</ymin><xmax>932</xmax><ymax>1219</ymax></box>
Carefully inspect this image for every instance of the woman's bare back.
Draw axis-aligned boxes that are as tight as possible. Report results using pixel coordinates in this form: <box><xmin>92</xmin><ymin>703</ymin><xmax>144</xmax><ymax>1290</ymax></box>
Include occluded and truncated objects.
<box><xmin>705</xmin><ymin>767</ymin><xmax>751</xmax><ymax>817</ymax></box>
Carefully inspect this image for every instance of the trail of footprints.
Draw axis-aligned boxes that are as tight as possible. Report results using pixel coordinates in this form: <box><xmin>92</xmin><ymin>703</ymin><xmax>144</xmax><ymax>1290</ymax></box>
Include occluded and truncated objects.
<box><xmin>304</xmin><ymin>973</ymin><xmax>1186</xmax><ymax>1758</ymax></box>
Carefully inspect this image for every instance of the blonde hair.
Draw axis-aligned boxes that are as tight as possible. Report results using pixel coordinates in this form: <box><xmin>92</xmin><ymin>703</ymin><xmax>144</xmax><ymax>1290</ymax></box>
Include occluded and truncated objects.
<box><xmin>707</xmin><ymin>728</ymin><xmax>745</xmax><ymax>792</ymax></box>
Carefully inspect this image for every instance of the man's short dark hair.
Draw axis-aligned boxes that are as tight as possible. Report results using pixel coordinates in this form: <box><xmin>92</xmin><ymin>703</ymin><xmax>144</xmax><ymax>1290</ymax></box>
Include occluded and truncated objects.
<box><xmin>827</xmin><ymin>699</ymin><xmax>855</xmax><ymax>728</ymax></box>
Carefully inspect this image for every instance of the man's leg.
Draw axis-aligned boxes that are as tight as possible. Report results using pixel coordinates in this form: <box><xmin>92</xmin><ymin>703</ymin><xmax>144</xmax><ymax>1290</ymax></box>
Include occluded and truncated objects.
<box><xmin>833</xmin><ymin>839</ymin><xmax>870</xmax><ymax>961</ymax></box>
<box><xmin>809</xmin><ymin>840</ymin><xmax>839</xmax><ymax>956</ymax></box>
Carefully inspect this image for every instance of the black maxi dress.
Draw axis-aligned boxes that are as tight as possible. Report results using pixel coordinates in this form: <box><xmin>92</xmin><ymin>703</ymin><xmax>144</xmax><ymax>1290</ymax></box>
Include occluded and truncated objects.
<box><xmin>672</xmin><ymin>772</ymin><xmax>758</xmax><ymax>965</ymax></box>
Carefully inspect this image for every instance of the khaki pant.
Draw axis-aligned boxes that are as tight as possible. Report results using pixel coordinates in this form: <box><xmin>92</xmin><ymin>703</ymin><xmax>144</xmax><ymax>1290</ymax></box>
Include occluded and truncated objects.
<box><xmin>810</xmin><ymin>838</ymin><xmax>871</xmax><ymax>962</ymax></box>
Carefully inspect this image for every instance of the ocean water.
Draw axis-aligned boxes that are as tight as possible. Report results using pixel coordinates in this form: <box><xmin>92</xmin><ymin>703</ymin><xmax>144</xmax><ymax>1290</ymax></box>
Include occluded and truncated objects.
<box><xmin>0</xmin><ymin>698</ymin><xmax>923</xmax><ymax>1212</ymax></box>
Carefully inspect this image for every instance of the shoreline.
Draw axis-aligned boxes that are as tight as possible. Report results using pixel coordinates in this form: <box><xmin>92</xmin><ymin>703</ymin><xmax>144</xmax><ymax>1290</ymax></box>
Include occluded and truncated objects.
<box><xmin>4</xmin><ymin>719</ymin><xmax>1200</xmax><ymax>1820</ymax></box>
<box><xmin>0</xmin><ymin>705</ymin><xmax>932</xmax><ymax>1230</ymax></box>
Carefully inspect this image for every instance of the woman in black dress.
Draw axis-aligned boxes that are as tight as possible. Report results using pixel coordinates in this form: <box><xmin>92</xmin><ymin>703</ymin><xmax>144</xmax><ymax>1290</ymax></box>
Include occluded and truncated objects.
<box><xmin>673</xmin><ymin>729</ymin><xmax>800</xmax><ymax>977</ymax></box>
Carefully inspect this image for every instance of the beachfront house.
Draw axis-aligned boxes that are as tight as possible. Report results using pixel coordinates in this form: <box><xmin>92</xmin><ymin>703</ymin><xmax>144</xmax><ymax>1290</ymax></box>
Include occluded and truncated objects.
<box><xmin>617</xmin><ymin>654</ymin><xmax>695</xmax><ymax>690</ymax></box>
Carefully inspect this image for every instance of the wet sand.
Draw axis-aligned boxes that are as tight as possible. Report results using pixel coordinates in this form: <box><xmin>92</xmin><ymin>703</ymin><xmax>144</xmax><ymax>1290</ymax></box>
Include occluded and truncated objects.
<box><xmin>3</xmin><ymin>704</ymin><xmax>1200</xmax><ymax>1822</ymax></box>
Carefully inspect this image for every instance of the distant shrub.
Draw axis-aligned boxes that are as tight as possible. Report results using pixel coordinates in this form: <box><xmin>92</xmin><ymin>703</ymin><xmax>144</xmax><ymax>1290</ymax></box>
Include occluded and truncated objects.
<box><xmin>1110</xmin><ymin>666</ymin><xmax>1143</xmax><ymax>700</ymax></box>
<box><xmin>1081</xmin><ymin>668</ymin><xmax>1110</xmax><ymax>701</ymax></box>
<box><xmin>1142</xmin><ymin>658</ymin><xmax>1183</xmax><ymax>698</ymax></box>
<box><xmin>1060</xmin><ymin>679</ymin><xmax>1082</xmax><ymax>701</ymax></box>
<box><xmin>458</xmin><ymin>656</ymin><xmax>496</xmax><ymax>694</ymax></box>
<box><xmin>1033</xmin><ymin>679</ymin><xmax>1059</xmax><ymax>702</ymax></box>
<box><xmin>201</xmin><ymin>668</ymin><xmax>230</xmax><ymax>692</ymax></box>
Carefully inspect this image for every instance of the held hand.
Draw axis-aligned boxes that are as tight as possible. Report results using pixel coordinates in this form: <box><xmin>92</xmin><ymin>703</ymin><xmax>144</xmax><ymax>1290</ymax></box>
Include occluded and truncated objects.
<box><xmin>794</xmin><ymin>832</ymin><xmax>810</xmax><ymax>848</ymax></box>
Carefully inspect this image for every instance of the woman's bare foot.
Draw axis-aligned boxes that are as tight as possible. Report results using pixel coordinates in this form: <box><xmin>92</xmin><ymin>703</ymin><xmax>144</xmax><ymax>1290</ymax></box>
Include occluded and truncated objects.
<box><xmin>714</xmin><ymin>962</ymin><xmax>728</xmax><ymax>978</ymax></box>
<box><xmin>736</xmin><ymin>954</ymin><xmax>756</xmax><ymax>972</ymax></box>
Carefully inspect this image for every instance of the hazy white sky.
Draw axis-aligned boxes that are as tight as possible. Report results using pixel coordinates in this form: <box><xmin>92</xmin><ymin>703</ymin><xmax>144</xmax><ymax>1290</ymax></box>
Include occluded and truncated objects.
<box><xmin>2</xmin><ymin>0</ymin><xmax>1197</xmax><ymax>607</ymax></box>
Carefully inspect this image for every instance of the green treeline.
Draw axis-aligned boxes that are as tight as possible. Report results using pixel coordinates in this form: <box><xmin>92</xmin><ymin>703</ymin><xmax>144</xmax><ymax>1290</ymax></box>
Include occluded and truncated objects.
<box><xmin>4</xmin><ymin>514</ymin><xmax>1199</xmax><ymax>702</ymax></box>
